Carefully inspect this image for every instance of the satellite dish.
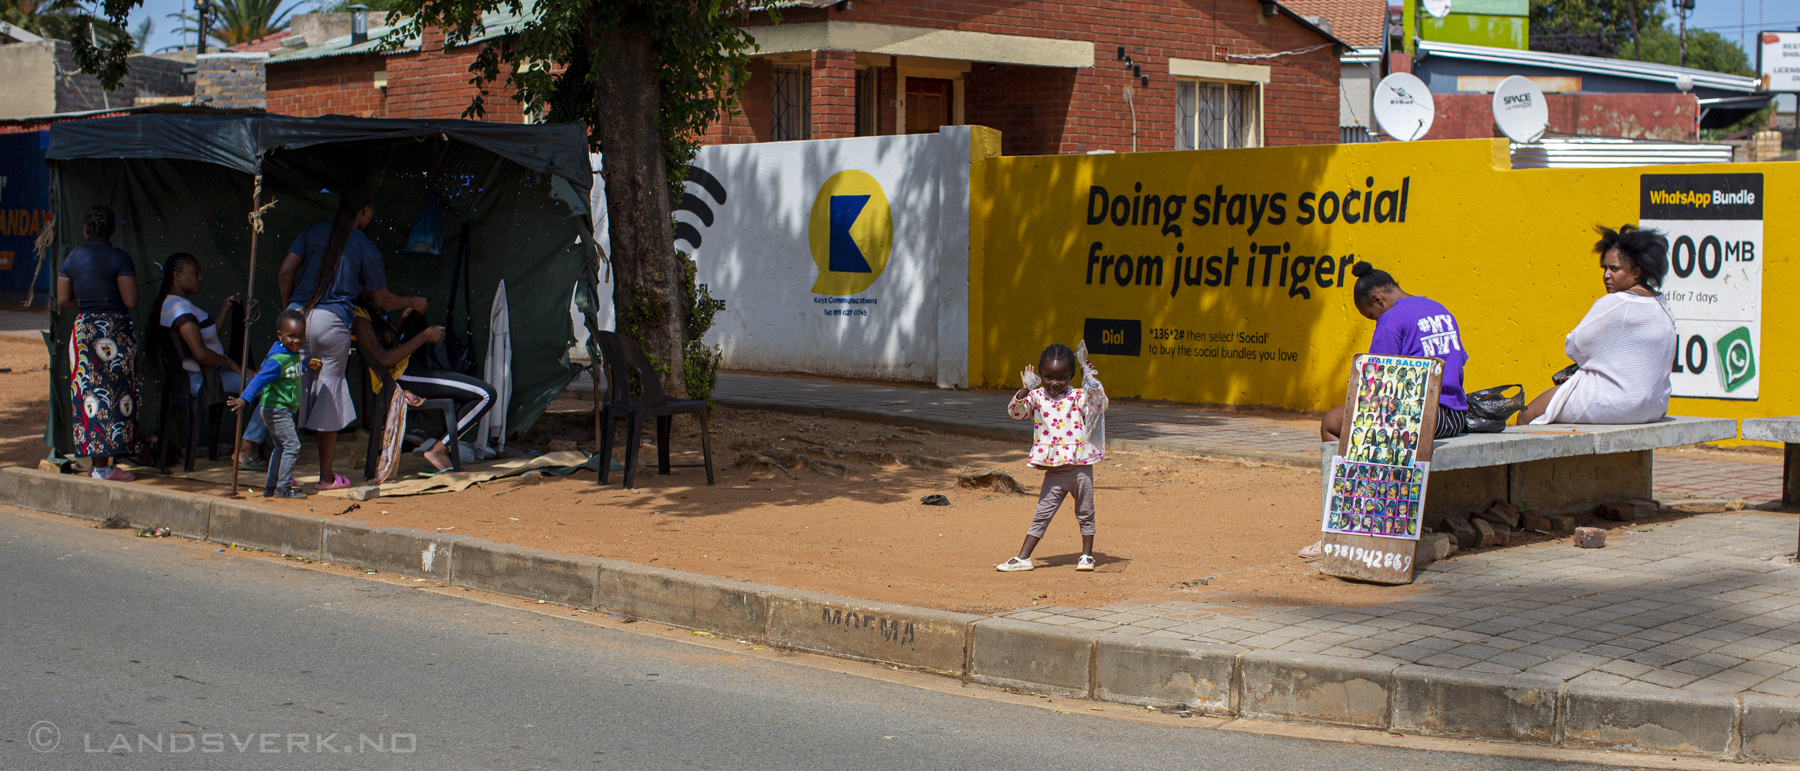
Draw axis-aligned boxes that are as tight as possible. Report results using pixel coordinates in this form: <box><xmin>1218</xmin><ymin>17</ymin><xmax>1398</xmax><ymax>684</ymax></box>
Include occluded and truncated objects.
<box><xmin>1372</xmin><ymin>73</ymin><xmax>1436</xmax><ymax>142</ymax></box>
<box><xmin>1423</xmin><ymin>0</ymin><xmax>1452</xmax><ymax>19</ymax></box>
<box><xmin>1491</xmin><ymin>75</ymin><xmax>1548</xmax><ymax>143</ymax></box>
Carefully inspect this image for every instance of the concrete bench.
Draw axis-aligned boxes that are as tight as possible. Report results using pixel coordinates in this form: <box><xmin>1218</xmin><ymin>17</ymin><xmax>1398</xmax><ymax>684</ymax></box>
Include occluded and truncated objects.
<box><xmin>1742</xmin><ymin>417</ymin><xmax>1800</xmax><ymax>506</ymax></box>
<box><xmin>1321</xmin><ymin>417</ymin><xmax>1738</xmax><ymax>520</ymax></box>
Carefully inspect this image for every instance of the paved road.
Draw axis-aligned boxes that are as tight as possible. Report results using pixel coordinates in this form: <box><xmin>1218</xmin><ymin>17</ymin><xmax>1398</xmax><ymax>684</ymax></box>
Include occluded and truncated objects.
<box><xmin>0</xmin><ymin>508</ymin><xmax>1611</xmax><ymax>771</ymax></box>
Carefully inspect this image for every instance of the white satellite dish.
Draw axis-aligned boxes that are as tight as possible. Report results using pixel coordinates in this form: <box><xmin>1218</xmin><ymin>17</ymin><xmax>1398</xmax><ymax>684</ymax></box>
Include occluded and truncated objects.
<box><xmin>1423</xmin><ymin>0</ymin><xmax>1452</xmax><ymax>19</ymax></box>
<box><xmin>1372</xmin><ymin>73</ymin><xmax>1436</xmax><ymax>142</ymax></box>
<box><xmin>1491</xmin><ymin>75</ymin><xmax>1549</xmax><ymax>143</ymax></box>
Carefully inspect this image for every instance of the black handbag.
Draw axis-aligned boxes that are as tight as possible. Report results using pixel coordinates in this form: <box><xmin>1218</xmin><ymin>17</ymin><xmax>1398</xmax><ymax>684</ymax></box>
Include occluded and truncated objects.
<box><xmin>1551</xmin><ymin>363</ymin><xmax>1578</xmax><ymax>385</ymax></box>
<box><xmin>1464</xmin><ymin>384</ymin><xmax>1524</xmax><ymax>433</ymax></box>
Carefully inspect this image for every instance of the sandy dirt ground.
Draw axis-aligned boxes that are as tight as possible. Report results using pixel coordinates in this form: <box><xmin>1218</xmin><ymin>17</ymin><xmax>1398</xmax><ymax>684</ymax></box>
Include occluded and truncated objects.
<box><xmin>1</xmin><ymin>334</ymin><xmax>1723</xmax><ymax>616</ymax></box>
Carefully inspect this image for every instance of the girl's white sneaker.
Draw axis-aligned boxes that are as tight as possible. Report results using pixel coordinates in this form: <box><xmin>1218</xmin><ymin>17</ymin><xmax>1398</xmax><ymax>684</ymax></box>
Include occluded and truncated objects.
<box><xmin>1076</xmin><ymin>554</ymin><xmax>1096</xmax><ymax>571</ymax></box>
<box><xmin>995</xmin><ymin>557</ymin><xmax>1034</xmax><ymax>572</ymax></box>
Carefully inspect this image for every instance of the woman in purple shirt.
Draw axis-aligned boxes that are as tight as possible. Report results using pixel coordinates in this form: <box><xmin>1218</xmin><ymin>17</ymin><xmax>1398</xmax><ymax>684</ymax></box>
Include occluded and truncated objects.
<box><xmin>1320</xmin><ymin>263</ymin><xmax>1470</xmax><ymax>442</ymax></box>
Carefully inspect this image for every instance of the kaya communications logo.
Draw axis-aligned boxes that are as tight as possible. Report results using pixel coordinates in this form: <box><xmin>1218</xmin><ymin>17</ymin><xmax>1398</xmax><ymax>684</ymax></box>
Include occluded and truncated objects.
<box><xmin>808</xmin><ymin>170</ymin><xmax>892</xmax><ymax>296</ymax></box>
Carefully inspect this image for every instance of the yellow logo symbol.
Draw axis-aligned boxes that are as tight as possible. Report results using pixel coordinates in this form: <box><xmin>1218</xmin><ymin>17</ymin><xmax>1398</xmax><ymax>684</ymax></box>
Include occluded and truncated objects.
<box><xmin>808</xmin><ymin>170</ymin><xmax>892</xmax><ymax>296</ymax></box>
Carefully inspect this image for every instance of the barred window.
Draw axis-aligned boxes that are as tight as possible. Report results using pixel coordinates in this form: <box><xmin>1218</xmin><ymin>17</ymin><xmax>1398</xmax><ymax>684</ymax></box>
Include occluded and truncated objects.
<box><xmin>1175</xmin><ymin>79</ymin><xmax>1260</xmax><ymax>150</ymax></box>
<box><xmin>772</xmin><ymin>65</ymin><xmax>811</xmax><ymax>141</ymax></box>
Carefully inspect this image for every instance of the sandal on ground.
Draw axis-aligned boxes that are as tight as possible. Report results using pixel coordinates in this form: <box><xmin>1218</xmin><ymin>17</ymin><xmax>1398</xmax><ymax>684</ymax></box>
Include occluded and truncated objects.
<box><xmin>315</xmin><ymin>474</ymin><xmax>351</xmax><ymax>491</ymax></box>
<box><xmin>1297</xmin><ymin>541</ymin><xmax>1323</xmax><ymax>559</ymax></box>
<box><xmin>995</xmin><ymin>557</ymin><xmax>1034</xmax><ymax>572</ymax></box>
<box><xmin>236</xmin><ymin>456</ymin><xmax>266</xmax><ymax>472</ymax></box>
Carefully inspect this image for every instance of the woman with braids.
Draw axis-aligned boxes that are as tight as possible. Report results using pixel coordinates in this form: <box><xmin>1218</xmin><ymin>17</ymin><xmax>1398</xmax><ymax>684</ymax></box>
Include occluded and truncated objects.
<box><xmin>277</xmin><ymin>186</ymin><xmax>429</xmax><ymax>490</ymax></box>
<box><xmin>58</xmin><ymin>205</ymin><xmax>140</xmax><ymax>481</ymax></box>
<box><xmin>1518</xmin><ymin>225</ymin><xmax>1676</xmax><ymax>425</ymax></box>
<box><xmin>153</xmin><ymin>252</ymin><xmax>268</xmax><ymax>468</ymax></box>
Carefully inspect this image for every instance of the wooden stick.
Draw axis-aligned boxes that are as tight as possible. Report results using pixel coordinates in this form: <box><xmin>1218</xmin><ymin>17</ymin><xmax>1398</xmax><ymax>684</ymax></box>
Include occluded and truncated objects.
<box><xmin>227</xmin><ymin>173</ymin><xmax>272</xmax><ymax>497</ymax></box>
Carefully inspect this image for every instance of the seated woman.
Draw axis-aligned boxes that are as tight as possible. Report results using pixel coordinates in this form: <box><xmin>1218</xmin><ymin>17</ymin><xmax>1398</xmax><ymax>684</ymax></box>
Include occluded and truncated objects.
<box><xmin>351</xmin><ymin>299</ymin><xmax>496</xmax><ymax>473</ymax></box>
<box><xmin>1518</xmin><ymin>225</ymin><xmax>1675</xmax><ymax>425</ymax></box>
<box><xmin>152</xmin><ymin>253</ymin><xmax>267</xmax><ymax>468</ymax></box>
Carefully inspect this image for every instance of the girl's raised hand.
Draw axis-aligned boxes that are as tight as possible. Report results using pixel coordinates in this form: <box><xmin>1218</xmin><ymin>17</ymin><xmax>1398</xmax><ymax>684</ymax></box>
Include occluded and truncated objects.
<box><xmin>1020</xmin><ymin>364</ymin><xmax>1041</xmax><ymax>391</ymax></box>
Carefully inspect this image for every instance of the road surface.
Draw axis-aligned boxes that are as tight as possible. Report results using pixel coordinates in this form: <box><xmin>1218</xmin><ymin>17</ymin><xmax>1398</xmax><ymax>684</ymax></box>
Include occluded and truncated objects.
<box><xmin>0</xmin><ymin>506</ymin><xmax>1619</xmax><ymax>770</ymax></box>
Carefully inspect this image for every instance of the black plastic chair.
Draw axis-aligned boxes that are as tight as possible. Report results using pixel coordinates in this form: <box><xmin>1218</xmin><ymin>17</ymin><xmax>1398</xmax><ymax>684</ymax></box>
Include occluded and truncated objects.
<box><xmin>154</xmin><ymin>328</ymin><xmax>224</xmax><ymax>473</ymax></box>
<box><xmin>593</xmin><ymin>331</ymin><xmax>714</xmax><ymax>489</ymax></box>
<box><xmin>353</xmin><ymin>341</ymin><xmax>462</xmax><ymax>480</ymax></box>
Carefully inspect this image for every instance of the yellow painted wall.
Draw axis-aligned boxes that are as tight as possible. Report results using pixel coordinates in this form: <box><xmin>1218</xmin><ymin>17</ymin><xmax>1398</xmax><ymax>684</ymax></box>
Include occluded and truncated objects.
<box><xmin>973</xmin><ymin>138</ymin><xmax>1796</xmax><ymax>436</ymax></box>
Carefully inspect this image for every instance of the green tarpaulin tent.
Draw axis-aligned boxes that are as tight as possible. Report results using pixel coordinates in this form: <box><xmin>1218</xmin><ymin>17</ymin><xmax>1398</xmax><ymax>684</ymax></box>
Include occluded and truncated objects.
<box><xmin>41</xmin><ymin>112</ymin><xmax>602</xmax><ymax>465</ymax></box>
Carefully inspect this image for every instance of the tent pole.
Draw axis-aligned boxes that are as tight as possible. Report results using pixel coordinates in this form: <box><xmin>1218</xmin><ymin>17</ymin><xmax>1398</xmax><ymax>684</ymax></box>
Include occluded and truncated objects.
<box><xmin>228</xmin><ymin>171</ymin><xmax>272</xmax><ymax>498</ymax></box>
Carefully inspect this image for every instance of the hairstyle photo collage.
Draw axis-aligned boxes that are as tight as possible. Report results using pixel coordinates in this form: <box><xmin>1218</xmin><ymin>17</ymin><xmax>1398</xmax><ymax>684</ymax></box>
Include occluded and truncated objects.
<box><xmin>1323</xmin><ymin>355</ymin><xmax>1440</xmax><ymax>541</ymax></box>
<box><xmin>1344</xmin><ymin>356</ymin><xmax>1433</xmax><ymax>467</ymax></box>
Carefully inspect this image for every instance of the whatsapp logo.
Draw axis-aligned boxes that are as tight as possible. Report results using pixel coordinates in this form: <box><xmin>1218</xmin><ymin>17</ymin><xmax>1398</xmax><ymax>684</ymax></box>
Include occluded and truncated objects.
<box><xmin>1715</xmin><ymin>326</ymin><xmax>1757</xmax><ymax>393</ymax></box>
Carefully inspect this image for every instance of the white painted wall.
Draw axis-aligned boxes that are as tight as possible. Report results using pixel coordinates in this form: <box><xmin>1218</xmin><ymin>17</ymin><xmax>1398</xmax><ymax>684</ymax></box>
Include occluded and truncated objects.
<box><xmin>581</xmin><ymin>128</ymin><xmax>972</xmax><ymax>388</ymax></box>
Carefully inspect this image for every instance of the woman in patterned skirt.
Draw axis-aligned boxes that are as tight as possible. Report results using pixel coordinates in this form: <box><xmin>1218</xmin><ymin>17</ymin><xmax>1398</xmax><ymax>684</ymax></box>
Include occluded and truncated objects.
<box><xmin>58</xmin><ymin>205</ymin><xmax>141</xmax><ymax>481</ymax></box>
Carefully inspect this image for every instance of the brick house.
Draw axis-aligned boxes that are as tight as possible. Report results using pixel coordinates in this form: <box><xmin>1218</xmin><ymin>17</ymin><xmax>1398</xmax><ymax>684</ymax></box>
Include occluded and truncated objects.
<box><xmin>264</xmin><ymin>9</ymin><xmax>527</xmax><ymax>122</ymax></box>
<box><xmin>712</xmin><ymin>0</ymin><xmax>1348</xmax><ymax>154</ymax></box>
<box><xmin>264</xmin><ymin>2</ymin><xmax>1347</xmax><ymax>153</ymax></box>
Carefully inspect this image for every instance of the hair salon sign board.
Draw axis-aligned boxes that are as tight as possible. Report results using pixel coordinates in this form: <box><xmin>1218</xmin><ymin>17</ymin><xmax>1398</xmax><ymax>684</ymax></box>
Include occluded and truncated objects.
<box><xmin>1320</xmin><ymin>354</ymin><xmax>1444</xmax><ymax>585</ymax></box>
<box><xmin>1641</xmin><ymin>174</ymin><xmax>1762</xmax><ymax>401</ymax></box>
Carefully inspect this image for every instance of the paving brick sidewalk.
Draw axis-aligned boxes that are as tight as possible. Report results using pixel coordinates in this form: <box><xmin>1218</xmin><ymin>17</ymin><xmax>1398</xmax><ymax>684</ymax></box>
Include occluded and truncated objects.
<box><xmin>1010</xmin><ymin>511</ymin><xmax>1800</xmax><ymax>697</ymax></box>
<box><xmin>713</xmin><ymin>372</ymin><xmax>1328</xmax><ymax>467</ymax></box>
<box><xmin>713</xmin><ymin>372</ymin><xmax>1785</xmax><ymax>502</ymax></box>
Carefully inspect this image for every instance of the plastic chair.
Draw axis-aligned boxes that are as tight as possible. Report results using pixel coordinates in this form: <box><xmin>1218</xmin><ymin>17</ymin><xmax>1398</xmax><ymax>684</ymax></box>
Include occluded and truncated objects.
<box><xmin>154</xmin><ymin>328</ymin><xmax>224</xmax><ymax>473</ymax></box>
<box><xmin>353</xmin><ymin>341</ymin><xmax>462</xmax><ymax>480</ymax></box>
<box><xmin>593</xmin><ymin>331</ymin><xmax>714</xmax><ymax>489</ymax></box>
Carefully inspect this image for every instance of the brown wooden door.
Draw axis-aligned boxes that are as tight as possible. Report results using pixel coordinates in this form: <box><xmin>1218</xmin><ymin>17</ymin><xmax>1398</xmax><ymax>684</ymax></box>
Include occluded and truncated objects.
<box><xmin>905</xmin><ymin>78</ymin><xmax>952</xmax><ymax>134</ymax></box>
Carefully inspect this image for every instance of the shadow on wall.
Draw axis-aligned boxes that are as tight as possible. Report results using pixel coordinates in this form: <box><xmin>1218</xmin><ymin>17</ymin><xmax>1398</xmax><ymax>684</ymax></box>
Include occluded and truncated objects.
<box><xmin>979</xmin><ymin>139</ymin><xmax>1364</xmax><ymax>411</ymax></box>
<box><xmin>595</xmin><ymin>129</ymin><xmax>974</xmax><ymax>386</ymax></box>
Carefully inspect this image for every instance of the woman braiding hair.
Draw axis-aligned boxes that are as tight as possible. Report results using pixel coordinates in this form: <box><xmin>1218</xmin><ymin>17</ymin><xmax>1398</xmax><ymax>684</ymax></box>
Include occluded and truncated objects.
<box><xmin>276</xmin><ymin>185</ymin><xmax>431</xmax><ymax>491</ymax></box>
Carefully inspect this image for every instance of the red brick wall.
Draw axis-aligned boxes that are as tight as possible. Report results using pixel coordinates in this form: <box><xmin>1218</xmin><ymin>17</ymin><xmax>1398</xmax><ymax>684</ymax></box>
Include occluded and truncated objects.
<box><xmin>810</xmin><ymin>50</ymin><xmax>858</xmax><ymax>139</ymax></box>
<box><xmin>704</xmin><ymin>0</ymin><xmax>1340</xmax><ymax>153</ymax></box>
<box><xmin>1426</xmin><ymin>93</ymin><xmax>1699</xmax><ymax>141</ymax></box>
<box><xmin>266</xmin><ymin>30</ymin><xmax>525</xmax><ymax>122</ymax></box>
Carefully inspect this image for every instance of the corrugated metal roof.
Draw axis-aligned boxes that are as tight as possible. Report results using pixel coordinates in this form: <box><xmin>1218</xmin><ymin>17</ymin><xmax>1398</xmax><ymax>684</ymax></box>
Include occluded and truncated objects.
<box><xmin>1510</xmin><ymin>137</ymin><xmax>1734</xmax><ymax>168</ymax></box>
<box><xmin>266</xmin><ymin>2</ymin><xmax>537</xmax><ymax>63</ymax></box>
<box><xmin>1420</xmin><ymin>40</ymin><xmax>1761</xmax><ymax>94</ymax></box>
<box><xmin>266</xmin><ymin>23</ymin><xmax>419</xmax><ymax>62</ymax></box>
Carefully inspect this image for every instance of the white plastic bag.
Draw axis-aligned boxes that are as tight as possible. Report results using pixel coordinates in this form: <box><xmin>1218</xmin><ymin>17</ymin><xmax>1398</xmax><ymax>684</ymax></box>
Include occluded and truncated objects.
<box><xmin>1076</xmin><ymin>340</ymin><xmax>1106</xmax><ymax>457</ymax></box>
<box><xmin>1019</xmin><ymin>364</ymin><xmax>1041</xmax><ymax>391</ymax></box>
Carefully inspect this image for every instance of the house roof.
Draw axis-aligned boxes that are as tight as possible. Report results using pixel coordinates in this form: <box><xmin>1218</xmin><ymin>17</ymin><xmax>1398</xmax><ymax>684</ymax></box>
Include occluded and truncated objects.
<box><xmin>267</xmin><ymin>3</ymin><xmax>530</xmax><ymax>63</ymax></box>
<box><xmin>1279</xmin><ymin>0</ymin><xmax>1387</xmax><ymax>49</ymax></box>
<box><xmin>1418</xmin><ymin>39</ymin><xmax>1761</xmax><ymax>94</ymax></box>
<box><xmin>228</xmin><ymin>29</ymin><xmax>293</xmax><ymax>53</ymax></box>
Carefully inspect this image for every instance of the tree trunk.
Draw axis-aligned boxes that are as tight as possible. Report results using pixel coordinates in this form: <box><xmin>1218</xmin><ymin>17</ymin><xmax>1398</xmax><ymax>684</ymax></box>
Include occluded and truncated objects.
<box><xmin>593</xmin><ymin>27</ymin><xmax>688</xmax><ymax>398</ymax></box>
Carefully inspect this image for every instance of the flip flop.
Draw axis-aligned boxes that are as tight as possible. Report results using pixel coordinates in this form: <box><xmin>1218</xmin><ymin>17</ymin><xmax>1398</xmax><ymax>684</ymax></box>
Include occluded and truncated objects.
<box><xmin>1297</xmin><ymin>541</ymin><xmax>1324</xmax><ymax>559</ymax></box>
<box><xmin>316</xmin><ymin>474</ymin><xmax>351</xmax><ymax>491</ymax></box>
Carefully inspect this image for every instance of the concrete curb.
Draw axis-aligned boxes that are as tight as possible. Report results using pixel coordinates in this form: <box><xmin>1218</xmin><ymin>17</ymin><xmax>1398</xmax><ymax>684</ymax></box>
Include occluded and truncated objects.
<box><xmin>5</xmin><ymin>465</ymin><xmax>1798</xmax><ymax>761</ymax></box>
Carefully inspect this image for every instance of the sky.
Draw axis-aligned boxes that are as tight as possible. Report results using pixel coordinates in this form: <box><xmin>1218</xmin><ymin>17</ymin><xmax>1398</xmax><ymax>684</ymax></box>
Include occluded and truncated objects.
<box><xmin>129</xmin><ymin>0</ymin><xmax>1800</xmax><ymax>68</ymax></box>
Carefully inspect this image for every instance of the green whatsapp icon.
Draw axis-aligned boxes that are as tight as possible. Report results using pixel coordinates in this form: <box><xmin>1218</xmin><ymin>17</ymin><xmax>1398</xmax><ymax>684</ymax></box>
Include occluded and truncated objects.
<box><xmin>1715</xmin><ymin>326</ymin><xmax>1757</xmax><ymax>393</ymax></box>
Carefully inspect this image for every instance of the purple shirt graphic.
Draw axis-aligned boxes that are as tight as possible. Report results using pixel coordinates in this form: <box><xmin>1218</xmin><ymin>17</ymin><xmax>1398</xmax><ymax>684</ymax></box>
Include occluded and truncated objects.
<box><xmin>1370</xmin><ymin>296</ymin><xmax>1468</xmax><ymax>411</ymax></box>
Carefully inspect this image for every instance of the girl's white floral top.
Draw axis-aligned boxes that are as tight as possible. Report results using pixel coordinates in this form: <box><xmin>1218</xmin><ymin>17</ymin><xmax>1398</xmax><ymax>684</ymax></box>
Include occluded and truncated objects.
<box><xmin>1008</xmin><ymin>377</ymin><xmax>1108</xmax><ymax>468</ymax></box>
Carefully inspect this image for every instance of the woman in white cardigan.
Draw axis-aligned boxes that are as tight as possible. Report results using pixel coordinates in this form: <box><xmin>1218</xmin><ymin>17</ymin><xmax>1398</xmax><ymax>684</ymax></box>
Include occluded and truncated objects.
<box><xmin>1518</xmin><ymin>225</ymin><xmax>1677</xmax><ymax>425</ymax></box>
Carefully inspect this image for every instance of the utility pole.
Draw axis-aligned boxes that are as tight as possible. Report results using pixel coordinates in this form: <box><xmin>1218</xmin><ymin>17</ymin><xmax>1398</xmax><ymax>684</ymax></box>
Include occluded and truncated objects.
<box><xmin>1627</xmin><ymin>0</ymin><xmax>1643</xmax><ymax>60</ymax></box>
<box><xmin>194</xmin><ymin>0</ymin><xmax>211</xmax><ymax>54</ymax></box>
<box><xmin>1675</xmin><ymin>0</ymin><xmax>1694</xmax><ymax>67</ymax></box>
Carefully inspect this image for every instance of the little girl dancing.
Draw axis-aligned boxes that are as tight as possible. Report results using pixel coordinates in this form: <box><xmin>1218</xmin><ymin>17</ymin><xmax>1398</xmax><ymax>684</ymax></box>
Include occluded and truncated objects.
<box><xmin>996</xmin><ymin>341</ymin><xmax>1109</xmax><ymax>572</ymax></box>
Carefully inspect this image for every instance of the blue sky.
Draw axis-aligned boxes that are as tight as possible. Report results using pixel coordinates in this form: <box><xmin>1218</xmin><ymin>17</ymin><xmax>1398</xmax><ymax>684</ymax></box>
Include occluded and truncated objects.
<box><xmin>130</xmin><ymin>0</ymin><xmax>1800</xmax><ymax>66</ymax></box>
